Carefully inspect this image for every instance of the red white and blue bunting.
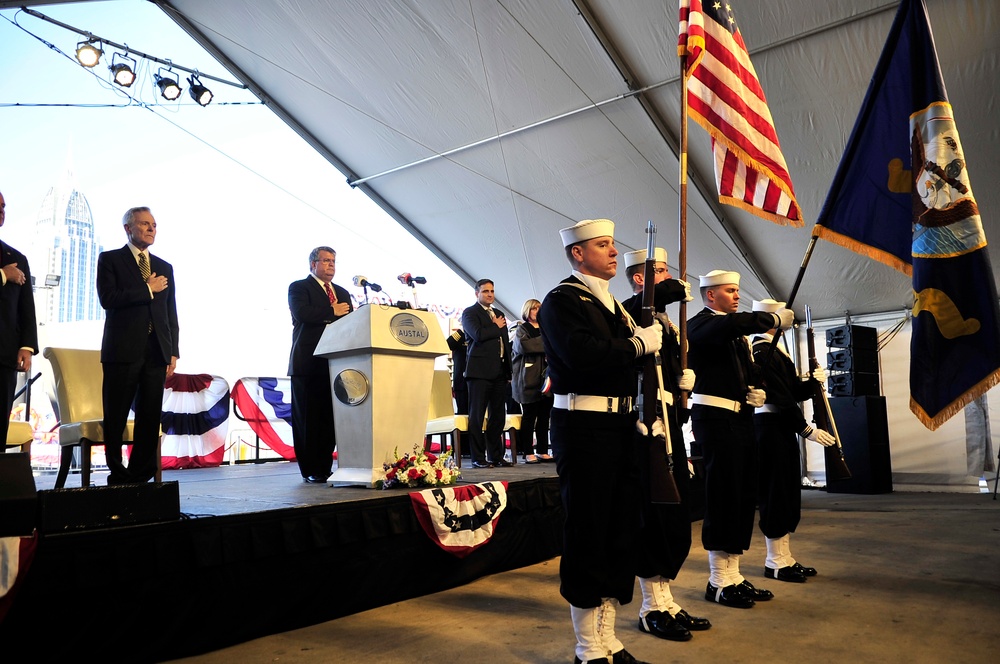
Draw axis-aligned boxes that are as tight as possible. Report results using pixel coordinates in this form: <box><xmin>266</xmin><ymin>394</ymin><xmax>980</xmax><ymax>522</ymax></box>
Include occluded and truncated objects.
<box><xmin>410</xmin><ymin>481</ymin><xmax>508</xmax><ymax>558</ymax></box>
<box><xmin>230</xmin><ymin>377</ymin><xmax>296</xmax><ymax>460</ymax></box>
<box><xmin>160</xmin><ymin>374</ymin><xmax>230</xmax><ymax>469</ymax></box>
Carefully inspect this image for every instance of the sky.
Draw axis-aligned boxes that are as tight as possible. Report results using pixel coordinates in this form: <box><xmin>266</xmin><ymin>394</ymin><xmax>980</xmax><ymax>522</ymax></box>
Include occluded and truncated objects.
<box><xmin>0</xmin><ymin>0</ymin><xmax>474</xmax><ymax>385</ymax></box>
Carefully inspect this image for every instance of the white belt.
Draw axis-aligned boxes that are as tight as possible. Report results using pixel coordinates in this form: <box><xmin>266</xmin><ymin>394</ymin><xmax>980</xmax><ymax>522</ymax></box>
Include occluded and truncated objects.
<box><xmin>754</xmin><ymin>404</ymin><xmax>779</xmax><ymax>415</ymax></box>
<box><xmin>691</xmin><ymin>394</ymin><xmax>741</xmax><ymax>413</ymax></box>
<box><xmin>553</xmin><ymin>393</ymin><xmax>634</xmax><ymax>414</ymax></box>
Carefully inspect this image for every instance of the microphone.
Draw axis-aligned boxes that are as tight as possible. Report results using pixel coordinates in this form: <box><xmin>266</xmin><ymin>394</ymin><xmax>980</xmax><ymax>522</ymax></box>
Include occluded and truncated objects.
<box><xmin>353</xmin><ymin>275</ymin><xmax>381</xmax><ymax>292</ymax></box>
<box><xmin>397</xmin><ymin>272</ymin><xmax>427</xmax><ymax>286</ymax></box>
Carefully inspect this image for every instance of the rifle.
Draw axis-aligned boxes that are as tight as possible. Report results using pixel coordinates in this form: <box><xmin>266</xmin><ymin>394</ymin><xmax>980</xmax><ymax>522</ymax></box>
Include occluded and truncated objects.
<box><xmin>640</xmin><ymin>221</ymin><xmax>681</xmax><ymax>504</ymax></box>
<box><xmin>805</xmin><ymin>305</ymin><xmax>851</xmax><ymax>482</ymax></box>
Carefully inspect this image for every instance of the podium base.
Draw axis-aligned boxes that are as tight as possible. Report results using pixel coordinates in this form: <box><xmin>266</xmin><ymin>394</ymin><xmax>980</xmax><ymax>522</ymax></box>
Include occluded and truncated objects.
<box><xmin>331</xmin><ymin>467</ymin><xmax>380</xmax><ymax>488</ymax></box>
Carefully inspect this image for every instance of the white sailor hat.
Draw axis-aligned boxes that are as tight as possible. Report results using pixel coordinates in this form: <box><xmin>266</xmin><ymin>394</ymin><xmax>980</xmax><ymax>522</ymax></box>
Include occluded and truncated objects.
<box><xmin>752</xmin><ymin>298</ymin><xmax>786</xmax><ymax>313</ymax></box>
<box><xmin>559</xmin><ymin>218</ymin><xmax>615</xmax><ymax>247</ymax></box>
<box><xmin>698</xmin><ymin>269</ymin><xmax>740</xmax><ymax>288</ymax></box>
<box><xmin>623</xmin><ymin>247</ymin><xmax>668</xmax><ymax>269</ymax></box>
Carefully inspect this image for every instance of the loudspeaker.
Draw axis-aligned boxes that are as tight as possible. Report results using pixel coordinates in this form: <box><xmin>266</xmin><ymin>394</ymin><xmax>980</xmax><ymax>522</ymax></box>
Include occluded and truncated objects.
<box><xmin>828</xmin><ymin>372</ymin><xmax>880</xmax><ymax>397</ymax></box>
<box><xmin>826</xmin><ymin>325</ymin><xmax>878</xmax><ymax>350</ymax></box>
<box><xmin>826</xmin><ymin>396</ymin><xmax>892</xmax><ymax>494</ymax></box>
<box><xmin>827</xmin><ymin>347</ymin><xmax>879</xmax><ymax>374</ymax></box>
<box><xmin>0</xmin><ymin>453</ymin><xmax>37</xmax><ymax>537</ymax></box>
<box><xmin>37</xmin><ymin>481</ymin><xmax>181</xmax><ymax>532</ymax></box>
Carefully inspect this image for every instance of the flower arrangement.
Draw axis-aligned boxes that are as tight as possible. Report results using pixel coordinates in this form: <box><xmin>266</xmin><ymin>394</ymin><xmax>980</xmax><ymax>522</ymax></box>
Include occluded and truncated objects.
<box><xmin>376</xmin><ymin>445</ymin><xmax>461</xmax><ymax>489</ymax></box>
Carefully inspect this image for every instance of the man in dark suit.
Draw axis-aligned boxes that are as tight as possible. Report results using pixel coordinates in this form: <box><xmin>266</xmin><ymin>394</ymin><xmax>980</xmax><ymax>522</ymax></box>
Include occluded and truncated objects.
<box><xmin>288</xmin><ymin>246</ymin><xmax>353</xmax><ymax>483</ymax></box>
<box><xmin>0</xmin><ymin>190</ymin><xmax>38</xmax><ymax>446</ymax></box>
<box><xmin>461</xmin><ymin>279</ymin><xmax>512</xmax><ymax>468</ymax></box>
<box><xmin>97</xmin><ymin>206</ymin><xmax>179</xmax><ymax>485</ymax></box>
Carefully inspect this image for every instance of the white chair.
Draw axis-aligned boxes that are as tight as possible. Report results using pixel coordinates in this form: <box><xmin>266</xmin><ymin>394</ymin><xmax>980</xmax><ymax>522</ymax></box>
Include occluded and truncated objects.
<box><xmin>424</xmin><ymin>370</ymin><xmax>523</xmax><ymax>465</ymax></box>
<box><xmin>5</xmin><ymin>420</ymin><xmax>33</xmax><ymax>458</ymax></box>
<box><xmin>425</xmin><ymin>370</ymin><xmax>468</xmax><ymax>466</ymax></box>
<box><xmin>43</xmin><ymin>347</ymin><xmax>162</xmax><ymax>488</ymax></box>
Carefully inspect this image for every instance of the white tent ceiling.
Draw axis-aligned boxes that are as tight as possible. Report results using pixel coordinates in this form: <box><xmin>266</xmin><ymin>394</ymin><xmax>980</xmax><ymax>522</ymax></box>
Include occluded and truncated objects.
<box><xmin>19</xmin><ymin>0</ymin><xmax>998</xmax><ymax>319</ymax></box>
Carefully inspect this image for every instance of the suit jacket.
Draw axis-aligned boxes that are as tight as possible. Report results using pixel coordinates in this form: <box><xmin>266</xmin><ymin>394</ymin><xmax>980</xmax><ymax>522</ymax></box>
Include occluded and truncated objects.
<box><xmin>0</xmin><ymin>240</ymin><xmax>38</xmax><ymax>369</ymax></box>
<box><xmin>97</xmin><ymin>245</ymin><xmax>179</xmax><ymax>364</ymax></box>
<box><xmin>288</xmin><ymin>277</ymin><xmax>353</xmax><ymax>376</ymax></box>
<box><xmin>461</xmin><ymin>302</ymin><xmax>512</xmax><ymax>381</ymax></box>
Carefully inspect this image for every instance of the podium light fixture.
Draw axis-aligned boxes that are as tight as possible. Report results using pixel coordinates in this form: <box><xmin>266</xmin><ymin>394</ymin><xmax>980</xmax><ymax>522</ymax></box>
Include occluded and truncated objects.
<box><xmin>44</xmin><ymin>274</ymin><xmax>61</xmax><ymax>287</ymax></box>
<box><xmin>75</xmin><ymin>39</ymin><xmax>103</xmax><ymax>67</ymax></box>
<box><xmin>109</xmin><ymin>52</ymin><xmax>136</xmax><ymax>88</ymax></box>
<box><xmin>155</xmin><ymin>69</ymin><xmax>182</xmax><ymax>101</ymax></box>
<box><xmin>187</xmin><ymin>74</ymin><xmax>213</xmax><ymax>107</ymax></box>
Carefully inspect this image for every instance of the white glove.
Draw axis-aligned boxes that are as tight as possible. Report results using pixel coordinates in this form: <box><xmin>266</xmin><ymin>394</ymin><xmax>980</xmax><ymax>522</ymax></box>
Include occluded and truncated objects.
<box><xmin>803</xmin><ymin>427</ymin><xmax>836</xmax><ymax>447</ymax></box>
<box><xmin>677</xmin><ymin>368</ymin><xmax>695</xmax><ymax>392</ymax></box>
<box><xmin>679</xmin><ymin>279</ymin><xmax>693</xmax><ymax>302</ymax></box>
<box><xmin>773</xmin><ymin>308</ymin><xmax>794</xmax><ymax>330</ymax></box>
<box><xmin>636</xmin><ymin>418</ymin><xmax>666</xmax><ymax>439</ymax></box>
<box><xmin>811</xmin><ymin>366</ymin><xmax>828</xmax><ymax>383</ymax></box>
<box><xmin>746</xmin><ymin>387</ymin><xmax>766</xmax><ymax>408</ymax></box>
<box><xmin>633</xmin><ymin>319</ymin><xmax>663</xmax><ymax>356</ymax></box>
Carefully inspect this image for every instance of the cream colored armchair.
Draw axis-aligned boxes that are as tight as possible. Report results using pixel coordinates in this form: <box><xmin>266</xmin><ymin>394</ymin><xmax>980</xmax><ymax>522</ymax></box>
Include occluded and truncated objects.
<box><xmin>425</xmin><ymin>369</ymin><xmax>467</xmax><ymax>465</ymax></box>
<box><xmin>43</xmin><ymin>347</ymin><xmax>161</xmax><ymax>488</ymax></box>
<box><xmin>424</xmin><ymin>369</ymin><xmax>522</xmax><ymax>466</ymax></box>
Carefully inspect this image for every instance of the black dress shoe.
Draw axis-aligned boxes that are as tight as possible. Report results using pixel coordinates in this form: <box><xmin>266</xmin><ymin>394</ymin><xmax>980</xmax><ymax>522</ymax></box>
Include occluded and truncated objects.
<box><xmin>736</xmin><ymin>579</ymin><xmax>774</xmax><ymax>601</ymax></box>
<box><xmin>791</xmin><ymin>562</ymin><xmax>818</xmax><ymax>576</ymax></box>
<box><xmin>611</xmin><ymin>648</ymin><xmax>650</xmax><ymax>664</ymax></box>
<box><xmin>638</xmin><ymin>610</ymin><xmax>692</xmax><ymax>641</ymax></box>
<box><xmin>672</xmin><ymin>609</ymin><xmax>711</xmax><ymax>631</ymax></box>
<box><xmin>471</xmin><ymin>461</ymin><xmax>492</xmax><ymax>469</ymax></box>
<box><xmin>765</xmin><ymin>565</ymin><xmax>807</xmax><ymax>583</ymax></box>
<box><xmin>303</xmin><ymin>475</ymin><xmax>329</xmax><ymax>484</ymax></box>
<box><xmin>705</xmin><ymin>582</ymin><xmax>754</xmax><ymax>608</ymax></box>
<box><xmin>494</xmin><ymin>459</ymin><xmax>513</xmax><ymax>467</ymax></box>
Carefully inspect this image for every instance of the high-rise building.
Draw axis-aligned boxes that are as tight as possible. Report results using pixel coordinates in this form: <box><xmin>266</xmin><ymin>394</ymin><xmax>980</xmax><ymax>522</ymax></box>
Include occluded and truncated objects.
<box><xmin>32</xmin><ymin>161</ymin><xmax>104</xmax><ymax>323</ymax></box>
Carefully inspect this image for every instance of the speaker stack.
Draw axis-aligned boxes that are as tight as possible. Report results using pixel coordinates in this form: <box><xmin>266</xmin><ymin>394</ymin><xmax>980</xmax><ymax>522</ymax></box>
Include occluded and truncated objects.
<box><xmin>825</xmin><ymin>324</ymin><xmax>880</xmax><ymax>397</ymax></box>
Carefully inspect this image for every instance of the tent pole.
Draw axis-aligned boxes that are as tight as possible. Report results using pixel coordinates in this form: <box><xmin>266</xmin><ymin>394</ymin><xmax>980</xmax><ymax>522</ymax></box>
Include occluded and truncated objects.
<box><xmin>678</xmin><ymin>54</ymin><xmax>689</xmax><ymax>409</ymax></box>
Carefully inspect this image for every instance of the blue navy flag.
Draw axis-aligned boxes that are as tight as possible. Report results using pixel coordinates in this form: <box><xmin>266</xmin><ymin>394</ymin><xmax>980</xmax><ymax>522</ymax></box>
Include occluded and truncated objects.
<box><xmin>815</xmin><ymin>0</ymin><xmax>1000</xmax><ymax>430</ymax></box>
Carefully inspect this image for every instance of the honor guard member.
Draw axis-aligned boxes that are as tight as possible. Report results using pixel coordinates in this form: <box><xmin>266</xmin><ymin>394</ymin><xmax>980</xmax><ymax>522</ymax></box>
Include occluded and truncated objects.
<box><xmin>539</xmin><ymin>219</ymin><xmax>662</xmax><ymax>664</ymax></box>
<box><xmin>687</xmin><ymin>270</ymin><xmax>793</xmax><ymax>608</ymax></box>
<box><xmin>621</xmin><ymin>248</ymin><xmax>711</xmax><ymax>641</ymax></box>
<box><xmin>750</xmin><ymin>299</ymin><xmax>835</xmax><ymax>583</ymax></box>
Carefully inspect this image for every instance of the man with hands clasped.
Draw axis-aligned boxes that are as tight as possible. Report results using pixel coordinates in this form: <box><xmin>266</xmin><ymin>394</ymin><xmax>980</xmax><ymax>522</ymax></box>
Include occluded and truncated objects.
<box><xmin>687</xmin><ymin>270</ymin><xmax>793</xmax><ymax>609</ymax></box>
<box><xmin>750</xmin><ymin>298</ymin><xmax>835</xmax><ymax>583</ymax></box>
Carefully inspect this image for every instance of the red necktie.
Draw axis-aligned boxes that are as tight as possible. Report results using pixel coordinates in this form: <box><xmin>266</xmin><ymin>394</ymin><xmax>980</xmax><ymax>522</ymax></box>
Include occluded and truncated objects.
<box><xmin>325</xmin><ymin>283</ymin><xmax>337</xmax><ymax>305</ymax></box>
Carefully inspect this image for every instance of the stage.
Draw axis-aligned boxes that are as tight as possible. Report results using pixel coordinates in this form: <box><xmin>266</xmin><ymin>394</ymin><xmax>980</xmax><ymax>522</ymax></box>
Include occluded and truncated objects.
<box><xmin>0</xmin><ymin>459</ymin><xmax>564</xmax><ymax>662</ymax></box>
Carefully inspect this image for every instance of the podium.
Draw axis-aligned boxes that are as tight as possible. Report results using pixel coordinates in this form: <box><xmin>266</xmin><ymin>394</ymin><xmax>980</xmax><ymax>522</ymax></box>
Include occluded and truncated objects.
<box><xmin>314</xmin><ymin>305</ymin><xmax>449</xmax><ymax>487</ymax></box>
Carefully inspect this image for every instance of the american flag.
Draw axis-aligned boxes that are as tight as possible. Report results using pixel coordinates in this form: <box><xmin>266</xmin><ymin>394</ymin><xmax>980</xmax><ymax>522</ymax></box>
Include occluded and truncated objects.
<box><xmin>679</xmin><ymin>0</ymin><xmax>802</xmax><ymax>226</ymax></box>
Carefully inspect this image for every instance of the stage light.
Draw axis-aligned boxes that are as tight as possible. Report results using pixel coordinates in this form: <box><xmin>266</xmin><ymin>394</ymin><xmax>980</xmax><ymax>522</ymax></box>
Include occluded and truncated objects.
<box><xmin>155</xmin><ymin>69</ymin><xmax>182</xmax><ymax>101</ymax></box>
<box><xmin>187</xmin><ymin>74</ymin><xmax>213</xmax><ymax>107</ymax></box>
<box><xmin>75</xmin><ymin>39</ymin><xmax>103</xmax><ymax>67</ymax></box>
<box><xmin>109</xmin><ymin>52</ymin><xmax>136</xmax><ymax>88</ymax></box>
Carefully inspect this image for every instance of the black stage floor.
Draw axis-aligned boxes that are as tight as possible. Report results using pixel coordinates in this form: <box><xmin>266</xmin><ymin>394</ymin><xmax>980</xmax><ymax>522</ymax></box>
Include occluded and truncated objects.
<box><xmin>30</xmin><ymin>456</ymin><xmax>561</xmax><ymax>516</ymax></box>
<box><xmin>1</xmin><ymin>459</ymin><xmax>565</xmax><ymax>663</ymax></box>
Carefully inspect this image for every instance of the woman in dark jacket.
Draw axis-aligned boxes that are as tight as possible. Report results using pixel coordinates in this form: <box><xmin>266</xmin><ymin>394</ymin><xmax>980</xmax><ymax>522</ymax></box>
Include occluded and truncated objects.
<box><xmin>511</xmin><ymin>298</ymin><xmax>553</xmax><ymax>463</ymax></box>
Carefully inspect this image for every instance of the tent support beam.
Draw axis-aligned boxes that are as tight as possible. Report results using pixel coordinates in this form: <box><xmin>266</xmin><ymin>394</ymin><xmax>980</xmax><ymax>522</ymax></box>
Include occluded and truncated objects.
<box><xmin>154</xmin><ymin>1</ymin><xmax>479</xmax><ymax>289</ymax></box>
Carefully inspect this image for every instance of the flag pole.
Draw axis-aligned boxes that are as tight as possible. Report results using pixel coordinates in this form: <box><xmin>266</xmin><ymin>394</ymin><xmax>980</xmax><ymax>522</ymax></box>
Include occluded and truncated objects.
<box><xmin>678</xmin><ymin>52</ymin><xmax>690</xmax><ymax>410</ymax></box>
<box><xmin>754</xmin><ymin>233</ymin><xmax>820</xmax><ymax>381</ymax></box>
